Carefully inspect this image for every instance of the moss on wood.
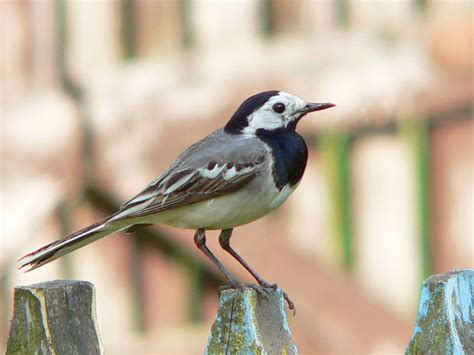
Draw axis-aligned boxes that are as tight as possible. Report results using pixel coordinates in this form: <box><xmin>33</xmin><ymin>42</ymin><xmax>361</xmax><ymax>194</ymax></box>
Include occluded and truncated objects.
<box><xmin>206</xmin><ymin>287</ymin><xmax>297</xmax><ymax>354</ymax></box>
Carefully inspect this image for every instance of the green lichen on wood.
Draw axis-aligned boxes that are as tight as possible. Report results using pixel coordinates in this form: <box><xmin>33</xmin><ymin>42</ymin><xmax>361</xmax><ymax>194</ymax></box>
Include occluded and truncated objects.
<box><xmin>206</xmin><ymin>287</ymin><xmax>297</xmax><ymax>354</ymax></box>
<box><xmin>6</xmin><ymin>288</ymin><xmax>51</xmax><ymax>354</ymax></box>
<box><xmin>406</xmin><ymin>270</ymin><xmax>474</xmax><ymax>354</ymax></box>
<box><xmin>6</xmin><ymin>280</ymin><xmax>103</xmax><ymax>355</ymax></box>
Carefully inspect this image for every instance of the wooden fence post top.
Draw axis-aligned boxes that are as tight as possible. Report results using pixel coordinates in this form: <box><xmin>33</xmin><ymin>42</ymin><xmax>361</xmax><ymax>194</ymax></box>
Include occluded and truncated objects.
<box><xmin>206</xmin><ymin>286</ymin><xmax>298</xmax><ymax>354</ymax></box>
<box><xmin>406</xmin><ymin>269</ymin><xmax>474</xmax><ymax>354</ymax></box>
<box><xmin>6</xmin><ymin>279</ymin><xmax>103</xmax><ymax>355</ymax></box>
<box><xmin>15</xmin><ymin>279</ymin><xmax>94</xmax><ymax>290</ymax></box>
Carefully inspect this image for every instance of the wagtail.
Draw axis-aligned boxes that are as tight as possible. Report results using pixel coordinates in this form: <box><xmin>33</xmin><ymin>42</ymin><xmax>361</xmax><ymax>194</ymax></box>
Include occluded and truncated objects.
<box><xmin>19</xmin><ymin>91</ymin><xmax>335</xmax><ymax>311</ymax></box>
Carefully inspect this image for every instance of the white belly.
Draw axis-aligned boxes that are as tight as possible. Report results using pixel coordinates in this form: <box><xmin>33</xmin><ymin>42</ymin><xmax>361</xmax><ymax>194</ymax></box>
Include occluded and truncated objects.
<box><xmin>146</xmin><ymin>183</ymin><xmax>296</xmax><ymax>230</ymax></box>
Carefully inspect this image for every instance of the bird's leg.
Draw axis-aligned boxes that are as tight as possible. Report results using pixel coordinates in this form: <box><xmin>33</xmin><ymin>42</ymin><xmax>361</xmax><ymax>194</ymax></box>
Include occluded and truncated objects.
<box><xmin>218</xmin><ymin>229</ymin><xmax>272</xmax><ymax>287</ymax></box>
<box><xmin>194</xmin><ymin>229</ymin><xmax>268</xmax><ymax>298</ymax></box>
<box><xmin>219</xmin><ymin>228</ymin><xmax>295</xmax><ymax>313</ymax></box>
<box><xmin>193</xmin><ymin>228</ymin><xmax>242</xmax><ymax>289</ymax></box>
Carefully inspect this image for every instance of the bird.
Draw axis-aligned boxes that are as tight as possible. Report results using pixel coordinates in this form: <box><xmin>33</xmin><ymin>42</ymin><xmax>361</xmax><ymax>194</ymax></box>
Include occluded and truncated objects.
<box><xmin>18</xmin><ymin>90</ymin><xmax>335</xmax><ymax>311</ymax></box>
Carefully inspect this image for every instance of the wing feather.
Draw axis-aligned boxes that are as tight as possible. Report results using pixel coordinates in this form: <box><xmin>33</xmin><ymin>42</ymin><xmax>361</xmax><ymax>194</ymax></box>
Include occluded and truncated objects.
<box><xmin>112</xmin><ymin>161</ymin><xmax>261</xmax><ymax>220</ymax></box>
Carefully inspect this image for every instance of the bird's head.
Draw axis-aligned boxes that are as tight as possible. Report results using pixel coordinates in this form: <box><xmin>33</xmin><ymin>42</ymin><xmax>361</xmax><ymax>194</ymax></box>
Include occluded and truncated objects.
<box><xmin>224</xmin><ymin>90</ymin><xmax>335</xmax><ymax>135</ymax></box>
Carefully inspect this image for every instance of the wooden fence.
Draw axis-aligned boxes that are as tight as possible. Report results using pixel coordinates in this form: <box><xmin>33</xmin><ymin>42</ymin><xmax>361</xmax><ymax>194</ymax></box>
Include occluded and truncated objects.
<box><xmin>5</xmin><ymin>269</ymin><xmax>473</xmax><ymax>354</ymax></box>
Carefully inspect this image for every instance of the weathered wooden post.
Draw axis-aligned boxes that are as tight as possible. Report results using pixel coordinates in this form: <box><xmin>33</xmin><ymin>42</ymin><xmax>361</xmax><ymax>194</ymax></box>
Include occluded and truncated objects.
<box><xmin>6</xmin><ymin>280</ymin><xmax>103</xmax><ymax>355</ymax></box>
<box><xmin>206</xmin><ymin>287</ymin><xmax>298</xmax><ymax>354</ymax></box>
<box><xmin>406</xmin><ymin>269</ymin><xmax>474</xmax><ymax>354</ymax></box>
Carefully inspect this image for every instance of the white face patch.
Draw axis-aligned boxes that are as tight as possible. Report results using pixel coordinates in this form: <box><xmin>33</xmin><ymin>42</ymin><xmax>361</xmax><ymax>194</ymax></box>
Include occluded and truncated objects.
<box><xmin>242</xmin><ymin>91</ymin><xmax>307</xmax><ymax>135</ymax></box>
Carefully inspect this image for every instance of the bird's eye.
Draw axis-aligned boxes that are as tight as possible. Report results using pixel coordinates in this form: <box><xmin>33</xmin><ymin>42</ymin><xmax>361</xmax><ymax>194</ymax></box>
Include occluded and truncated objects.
<box><xmin>272</xmin><ymin>103</ymin><xmax>285</xmax><ymax>114</ymax></box>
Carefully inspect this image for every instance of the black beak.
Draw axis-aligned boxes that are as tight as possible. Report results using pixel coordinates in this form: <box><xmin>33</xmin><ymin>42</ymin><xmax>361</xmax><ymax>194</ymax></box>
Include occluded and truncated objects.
<box><xmin>302</xmin><ymin>102</ymin><xmax>336</xmax><ymax>113</ymax></box>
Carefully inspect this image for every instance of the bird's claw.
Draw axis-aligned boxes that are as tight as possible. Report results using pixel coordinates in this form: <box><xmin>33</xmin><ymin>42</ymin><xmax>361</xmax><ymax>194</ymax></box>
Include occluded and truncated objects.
<box><xmin>281</xmin><ymin>290</ymin><xmax>296</xmax><ymax>316</ymax></box>
<box><xmin>257</xmin><ymin>280</ymin><xmax>296</xmax><ymax>315</ymax></box>
<box><xmin>222</xmin><ymin>281</ymin><xmax>269</xmax><ymax>299</ymax></box>
<box><xmin>222</xmin><ymin>281</ymin><xmax>296</xmax><ymax>315</ymax></box>
<box><xmin>220</xmin><ymin>280</ymin><xmax>245</xmax><ymax>293</ymax></box>
<box><xmin>258</xmin><ymin>280</ymin><xmax>278</xmax><ymax>289</ymax></box>
<box><xmin>247</xmin><ymin>284</ymin><xmax>270</xmax><ymax>299</ymax></box>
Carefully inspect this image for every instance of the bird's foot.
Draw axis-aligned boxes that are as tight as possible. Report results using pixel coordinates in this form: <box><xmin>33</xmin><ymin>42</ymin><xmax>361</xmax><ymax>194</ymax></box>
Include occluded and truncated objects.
<box><xmin>257</xmin><ymin>280</ymin><xmax>296</xmax><ymax>315</ymax></box>
<box><xmin>221</xmin><ymin>281</ymin><xmax>270</xmax><ymax>300</ymax></box>
<box><xmin>221</xmin><ymin>280</ymin><xmax>295</xmax><ymax>314</ymax></box>
<box><xmin>247</xmin><ymin>284</ymin><xmax>271</xmax><ymax>299</ymax></box>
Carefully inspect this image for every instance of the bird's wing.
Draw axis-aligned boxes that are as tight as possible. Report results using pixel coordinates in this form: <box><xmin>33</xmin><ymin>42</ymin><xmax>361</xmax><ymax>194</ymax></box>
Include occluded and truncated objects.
<box><xmin>110</xmin><ymin>130</ymin><xmax>267</xmax><ymax>221</ymax></box>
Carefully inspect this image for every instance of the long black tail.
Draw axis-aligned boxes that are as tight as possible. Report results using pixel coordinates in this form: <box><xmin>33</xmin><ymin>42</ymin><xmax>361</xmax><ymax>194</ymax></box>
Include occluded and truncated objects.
<box><xmin>18</xmin><ymin>216</ymin><xmax>126</xmax><ymax>272</ymax></box>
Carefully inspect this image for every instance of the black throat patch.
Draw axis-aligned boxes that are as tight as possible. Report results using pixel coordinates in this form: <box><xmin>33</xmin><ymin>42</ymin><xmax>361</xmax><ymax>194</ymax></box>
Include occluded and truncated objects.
<box><xmin>224</xmin><ymin>91</ymin><xmax>280</xmax><ymax>134</ymax></box>
<box><xmin>256</xmin><ymin>128</ymin><xmax>308</xmax><ymax>190</ymax></box>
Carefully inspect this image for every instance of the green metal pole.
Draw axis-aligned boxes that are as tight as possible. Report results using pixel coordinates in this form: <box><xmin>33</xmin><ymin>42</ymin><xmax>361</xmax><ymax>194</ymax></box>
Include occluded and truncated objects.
<box><xmin>400</xmin><ymin>118</ymin><xmax>432</xmax><ymax>280</ymax></box>
<box><xmin>181</xmin><ymin>0</ymin><xmax>194</xmax><ymax>48</ymax></box>
<box><xmin>320</xmin><ymin>132</ymin><xmax>354</xmax><ymax>271</ymax></box>
<box><xmin>121</xmin><ymin>0</ymin><xmax>136</xmax><ymax>59</ymax></box>
<box><xmin>336</xmin><ymin>0</ymin><xmax>349</xmax><ymax>28</ymax></box>
<box><xmin>260</xmin><ymin>0</ymin><xmax>274</xmax><ymax>38</ymax></box>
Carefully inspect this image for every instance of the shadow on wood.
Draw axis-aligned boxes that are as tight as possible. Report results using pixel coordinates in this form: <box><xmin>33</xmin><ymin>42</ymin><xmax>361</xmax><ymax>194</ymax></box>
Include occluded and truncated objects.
<box><xmin>406</xmin><ymin>269</ymin><xmax>474</xmax><ymax>354</ymax></box>
<box><xmin>206</xmin><ymin>287</ymin><xmax>298</xmax><ymax>354</ymax></box>
<box><xmin>6</xmin><ymin>280</ymin><xmax>103</xmax><ymax>355</ymax></box>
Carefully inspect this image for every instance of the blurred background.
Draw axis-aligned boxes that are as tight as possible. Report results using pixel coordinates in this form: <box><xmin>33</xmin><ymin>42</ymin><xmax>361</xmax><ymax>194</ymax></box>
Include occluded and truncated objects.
<box><xmin>1</xmin><ymin>0</ymin><xmax>472</xmax><ymax>353</ymax></box>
